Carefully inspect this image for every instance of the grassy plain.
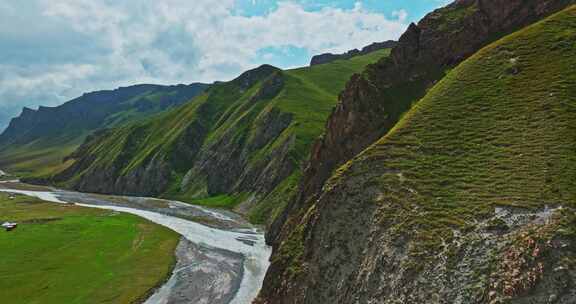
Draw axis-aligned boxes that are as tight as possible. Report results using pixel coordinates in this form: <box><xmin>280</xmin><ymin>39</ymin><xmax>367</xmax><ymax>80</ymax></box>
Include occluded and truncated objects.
<box><xmin>0</xmin><ymin>193</ymin><xmax>179</xmax><ymax>304</ymax></box>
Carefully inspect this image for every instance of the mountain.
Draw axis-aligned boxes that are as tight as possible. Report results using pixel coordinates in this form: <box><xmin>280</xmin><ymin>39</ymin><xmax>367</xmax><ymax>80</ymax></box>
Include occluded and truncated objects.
<box><xmin>32</xmin><ymin>48</ymin><xmax>391</xmax><ymax>223</ymax></box>
<box><xmin>310</xmin><ymin>40</ymin><xmax>397</xmax><ymax>66</ymax></box>
<box><xmin>267</xmin><ymin>0</ymin><xmax>576</xmax><ymax>245</ymax></box>
<box><xmin>257</xmin><ymin>3</ymin><xmax>576</xmax><ymax>304</ymax></box>
<box><xmin>0</xmin><ymin>83</ymin><xmax>208</xmax><ymax>177</ymax></box>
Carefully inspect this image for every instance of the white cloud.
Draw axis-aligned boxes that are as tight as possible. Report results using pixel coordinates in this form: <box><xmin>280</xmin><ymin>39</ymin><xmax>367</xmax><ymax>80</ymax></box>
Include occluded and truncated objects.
<box><xmin>38</xmin><ymin>0</ymin><xmax>407</xmax><ymax>81</ymax></box>
<box><xmin>0</xmin><ymin>0</ymin><xmax>409</xmax><ymax>130</ymax></box>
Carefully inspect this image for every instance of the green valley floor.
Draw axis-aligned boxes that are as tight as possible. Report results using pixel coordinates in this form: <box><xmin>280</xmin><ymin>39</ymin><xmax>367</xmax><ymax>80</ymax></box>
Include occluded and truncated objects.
<box><xmin>0</xmin><ymin>192</ymin><xmax>179</xmax><ymax>304</ymax></box>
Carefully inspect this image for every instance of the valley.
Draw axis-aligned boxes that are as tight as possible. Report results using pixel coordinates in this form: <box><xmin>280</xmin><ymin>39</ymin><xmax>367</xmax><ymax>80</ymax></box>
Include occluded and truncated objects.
<box><xmin>1</xmin><ymin>0</ymin><xmax>575</xmax><ymax>303</ymax></box>
<box><xmin>4</xmin><ymin>48</ymin><xmax>392</xmax><ymax>226</ymax></box>
<box><xmin>0</xmin><ymin>180</ymin><xmax>270</xmax><ymax>304</ymax></box>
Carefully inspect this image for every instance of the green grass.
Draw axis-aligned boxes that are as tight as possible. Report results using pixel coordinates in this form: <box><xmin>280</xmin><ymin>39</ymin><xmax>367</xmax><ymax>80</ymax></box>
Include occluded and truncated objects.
<box><xmin>279</xmin><ymin>48</ymin><xmax>392</xmax><ymax>159</ymax></box>
<box><xmin>0</xmin><ymin>137</ymin><xmax>81</xmax><ymax>179</ymax></box>
<box><xmin>288</xmin><ymin>48</ymin><xmax>391</xmax><ymax>94</ymax></box>
<box><xmin>0</xmin><ymin>85</ymin><xmax>205</xmax><ymax>179</ymax></box>
<box><xmin>177</xmin><ymin>193</ymin><xmax>249</xmax><ymax>209</ymax></box>
<box><xmin>327</xmin><ymin>5</ymin><xmax>576</xmax><ymax>254</ymax></box>
<box><xmin>46</xmin><ymin>49</ymin><xmax>392</xmax><ymax>223</ymax></box>
<box><xmin>64</xmin><ymin>82</ymin><xmax>244</xmax><ymax>180</ymax></box>
<box><xmin>0</xmin><ymin>193</ymin><xmax>179</xmax><ymax>304</ymax></box>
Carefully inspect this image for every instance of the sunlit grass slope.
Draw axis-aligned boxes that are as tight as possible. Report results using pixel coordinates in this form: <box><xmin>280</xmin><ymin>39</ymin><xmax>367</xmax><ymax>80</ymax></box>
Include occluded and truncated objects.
<box><xmin>0</xmin><ymin>138</ymin><xmax>80</xmax><ymax>178</ymax></box>
<box><xmin>329</xmin><ymin>5</ymin><xmax>576</xmax><ymax>252</ymax></box>
<box><xmin>280</xmin><ymin>49</ymin><xmax>392</xmax><ymax>158</ymax></box>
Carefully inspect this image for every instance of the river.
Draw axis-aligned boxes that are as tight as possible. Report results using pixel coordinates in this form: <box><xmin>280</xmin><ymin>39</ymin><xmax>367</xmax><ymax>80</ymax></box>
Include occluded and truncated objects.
<box><xmin>0</xmin><ymin>181</ymin><xmax>271</xmax><ymax>304</ymax></box>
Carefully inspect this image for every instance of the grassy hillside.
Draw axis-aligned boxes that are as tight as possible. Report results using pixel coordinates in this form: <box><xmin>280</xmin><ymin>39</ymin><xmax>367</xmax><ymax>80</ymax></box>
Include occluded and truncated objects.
<box><xmin>0</xmin><ymin>84</ymin><xmax>207</xmax><ymax>178</ymax></box>
<box><xmin>265</xmin><ymin>0</ymin><xmax>576</xmax><ymax>256</ymax></box>
<box><xmin>265</xmin><ymin>6</ymin><xmax>576</xmax><ymax>303</ymax></box>
<box><xmin>281</xmin><ymin>49</ymin><xmax>391</xmax><ymax>157</ymax></box>
<box><xmin>349</xmin><ymin>5</ymin><xmax>576</xmax><ymax>228</ymax></box>
<box><xmin>0</xmin><ymin>140</ymin><xmax>79</xmax><ymax>178</ymax></box>
<box><xmin>44</xmin><ymin>49</ymin><xmax>391</xmax><ymax>224</ymax></box>
<box><xmin>0</xmin><ymin>192</ymin><xmax>179</xmax><ymax>303</ymax></box>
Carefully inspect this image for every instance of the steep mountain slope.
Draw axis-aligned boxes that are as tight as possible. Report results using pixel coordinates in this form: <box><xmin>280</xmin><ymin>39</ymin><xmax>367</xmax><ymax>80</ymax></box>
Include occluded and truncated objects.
<box><xmin>257</xmin><ymin>6</ymin><xmax>576</xmax><ymax>304</ymax></box>
<box><xmin>268</xmin><ymin>0</ymin><xmax>575</xmax><ymax>247</ymax></box>
<box><xmin>40</xmin><ymin>49</ymin><xmax>391</xmax><ymax>223</ymax></box>
<box><xmin>0</xmin><ymin>83</ymin><xmax>208</xmax><ymax>176</ymax></box>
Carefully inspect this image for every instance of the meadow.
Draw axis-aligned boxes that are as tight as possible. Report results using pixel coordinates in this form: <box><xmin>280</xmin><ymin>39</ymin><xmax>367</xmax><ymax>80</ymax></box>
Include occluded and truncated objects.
<box><xmin>0</xmin><ymin>193</ymin><xmax>179</xmax><ymax>304</ymax></box>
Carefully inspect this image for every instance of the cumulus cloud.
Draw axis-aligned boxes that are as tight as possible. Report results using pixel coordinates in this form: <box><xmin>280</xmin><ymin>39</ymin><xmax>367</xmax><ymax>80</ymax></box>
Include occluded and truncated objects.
<box><xmin>0</xmin><ymin>0</ymin><xmax>411</xmax><ymax>131</ymax></box>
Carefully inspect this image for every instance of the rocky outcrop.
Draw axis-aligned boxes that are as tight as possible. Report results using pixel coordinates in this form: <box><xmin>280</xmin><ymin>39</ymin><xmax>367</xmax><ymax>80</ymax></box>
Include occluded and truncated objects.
<box><xmin>233</xmin><ymin>64</ymin><xmax>281</xmax><ymax>90</ymax></box>
<box><xmin>47</xmin><ymin>65</ymin><xmax>296</xmax><ymax>206</ymax></box>
<box><xmin>259</xmin><ymin>1</ymin><xmax>576</xmax><ymax>303</ymax></box>
<box><xmin>268</xmin><ymin>0</ymin><xmax>576</xmax><ymax>246</ymax></box>
<box><xmin>181</xmin><ymin>72</ymin><xmax>294</xmax><ymax>198</ymax></box>
<box><xmin>310</xmin><ymin>41</ymin><xmax>397</xmax><ymax>66</ymax></box>
<box><xmin>50</xmin><ymin>97</ymin><xmax>214</xmax><ymax>197</ymax></box>
<box><xmin>48</xmin><ymin>124</ymin><xmax>178</xmax><ymax>196</ymax></box>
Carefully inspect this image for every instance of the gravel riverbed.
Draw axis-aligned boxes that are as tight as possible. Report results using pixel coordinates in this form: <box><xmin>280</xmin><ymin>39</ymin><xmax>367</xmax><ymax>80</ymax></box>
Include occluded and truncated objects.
<box><xmin>0</xmin><ymin>182</ymin><xmax>271</xmax><ymax>304</ymax></box>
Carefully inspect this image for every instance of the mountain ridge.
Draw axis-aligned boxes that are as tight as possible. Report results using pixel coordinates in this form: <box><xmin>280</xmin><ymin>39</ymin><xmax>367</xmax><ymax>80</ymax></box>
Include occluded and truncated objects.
<box><xmin>310</xmin><ymin>40</ymin><xmax>397</xmax><ymax>66</ymax></box>
<box><xmin>267</xmin><ymin>0</ymin><xmax>576</xmax><ymax>246</ymax></box>
<box><xmin>257</xmin><ymin>3</ymin><xmax>576</xmax><ymax>303</ymax></box>
<box><xmin>0</xmin><ymin>82</ymin><xmax>209</xmax><ymax>176</ymax></box>
<box><xmin>0</xmin><ymin>83</ymin><xmax>208</xmax><ymax>146</ymax></box>
<box><xmin>26</xmin><ymin>49</ymin><xmax>392</xmax><ymax>223</ymax></box>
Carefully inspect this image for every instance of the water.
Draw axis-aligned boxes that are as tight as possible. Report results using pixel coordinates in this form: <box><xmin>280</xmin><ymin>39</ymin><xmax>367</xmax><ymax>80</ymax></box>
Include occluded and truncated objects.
<box><xmin>0</xmin><ymin>186</ymin><xmax>271</xmax><ymax>304</ymax></box>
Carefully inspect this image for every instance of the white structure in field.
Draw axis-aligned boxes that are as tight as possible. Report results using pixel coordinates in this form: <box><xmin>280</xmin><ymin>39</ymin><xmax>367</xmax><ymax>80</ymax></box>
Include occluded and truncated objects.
<box><xmin>2</xmin><ymin>222</ymin><xmax>17</xmax><ymax>231</ymax></box>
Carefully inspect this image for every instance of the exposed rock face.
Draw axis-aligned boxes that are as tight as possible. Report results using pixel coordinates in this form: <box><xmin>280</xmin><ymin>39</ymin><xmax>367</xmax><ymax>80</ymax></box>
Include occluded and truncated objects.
<box><xmin>258</xmin><ymin>1</ymin><xmax>576</xmax><ymax>304</ymax></box>
<box><xmin>47</xmin><ymin>66</ymin><xmax>296</xmax><ymax>205</ymax></box>
<box><xmin>48</xmin><ymin>125</ymin><xmax>178</xmax><ymax>196</ymax></box>
<box><xmin>310</xmin><ymin>41</ymin><xmax>397</xmax><ymax>66</ymax></box>
<box><xmin>268</xmin><ymin>0</ymin><xmax>576</xmax><ymax>246</ymax></box>
<box><xmin>181</xmin><ymin>76</ymin><xmax>295</xmax><ymax>198</ymax></box>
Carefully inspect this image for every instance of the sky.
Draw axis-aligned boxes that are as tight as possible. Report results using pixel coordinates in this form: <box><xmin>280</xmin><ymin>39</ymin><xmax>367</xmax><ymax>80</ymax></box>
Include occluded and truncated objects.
<box><xmin>0</xmin><ymin>0</ymin><xmax>450</xmax><ymax>131</ymax></box>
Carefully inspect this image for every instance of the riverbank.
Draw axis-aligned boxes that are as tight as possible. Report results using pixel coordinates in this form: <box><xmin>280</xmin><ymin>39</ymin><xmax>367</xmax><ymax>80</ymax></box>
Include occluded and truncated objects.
<box><xmin>0</xmin><ymin>182</ymin><xmax>271</xmax><ymax>304</ymax></box>
<box><xmin>145</xmin><ymin>238</ymin><xmax>244</xmax><ymax>304</ymax></box>
<box><xmin>0</xmin><ymin>192</ymin><xmax>179</xmax><ymax>304</ymax></box>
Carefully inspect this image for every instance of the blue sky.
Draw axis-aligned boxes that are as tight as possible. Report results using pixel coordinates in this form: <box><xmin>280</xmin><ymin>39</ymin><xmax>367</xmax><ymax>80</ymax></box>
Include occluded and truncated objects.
<box><xmin>0</xmin><ymin>0</ymin><xmax>449</xmax><ymax>131</ymax></box>
<box><xmin>235</xmin><ymin>0</ymin><xmax>445</xmax><ymax>19</ymax></box>
<box><xmin>236</xmin><ymin>0</ymin><xmax>448</xmax><ymax>68</ymax></box>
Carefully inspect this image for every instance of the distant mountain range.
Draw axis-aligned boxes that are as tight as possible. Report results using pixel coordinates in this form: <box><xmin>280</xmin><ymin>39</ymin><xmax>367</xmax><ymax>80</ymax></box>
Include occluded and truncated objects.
<box><xmin>0</xmin><ymin>83</ymin><xmax>207</xmax><ymax>176</ymax></box>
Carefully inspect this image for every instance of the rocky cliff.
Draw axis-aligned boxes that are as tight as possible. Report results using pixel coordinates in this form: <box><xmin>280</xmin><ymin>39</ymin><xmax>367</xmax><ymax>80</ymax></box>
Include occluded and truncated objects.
<box><xmin>39</xmin><ymin>48</ymin><xmax>392</xmax><ymax>223</ymax></box>
<box><xmin>258</xmin><ymin>2</ymin><xmax>576</xmax><ymax>304</ymax></box>
<box><xmin>48</xmin><ymin>65</ymin><xmax>284</xmax><ymax>196</ymax></box>
<box><xmin>268</xmin><ymin>0</ymin><xmax>576</xmax><ymax>246</ymax></box>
